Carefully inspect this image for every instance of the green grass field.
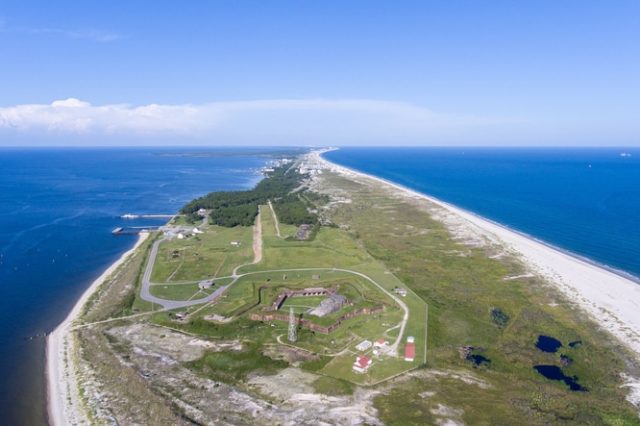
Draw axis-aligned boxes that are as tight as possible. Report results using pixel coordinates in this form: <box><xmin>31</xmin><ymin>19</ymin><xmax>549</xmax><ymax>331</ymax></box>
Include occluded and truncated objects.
<box><xmin>150</xmin><ymin>225</ymin><xmax>253</xmax><ymax>283</ymax></box>
<box><xmin>144</xmin><ymin>207</ymin><xmax>428</xmax><ymax>384</ymax></box>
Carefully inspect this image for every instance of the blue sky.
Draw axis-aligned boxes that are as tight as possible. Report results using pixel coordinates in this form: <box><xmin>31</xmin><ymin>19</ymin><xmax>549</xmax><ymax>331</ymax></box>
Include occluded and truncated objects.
<box><xmin>0</xmin><ymin>1</ymin><xmax>638</xmax><ymax>146</ymax></box>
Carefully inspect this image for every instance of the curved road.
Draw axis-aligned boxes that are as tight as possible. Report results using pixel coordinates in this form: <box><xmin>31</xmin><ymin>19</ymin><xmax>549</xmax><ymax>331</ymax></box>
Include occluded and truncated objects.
<box><xmin>140</xmin><ymin>238</ymin><xmax>410</xmax><ymax>352</ymax></box>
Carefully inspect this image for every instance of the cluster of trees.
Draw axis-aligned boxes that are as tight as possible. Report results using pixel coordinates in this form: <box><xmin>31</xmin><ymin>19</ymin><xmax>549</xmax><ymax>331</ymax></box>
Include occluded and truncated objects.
<box><xmin>181</xmin><ymin>164</ymin><xmax>321</xmax><ymax>227</ymax></box>
<box><xmin>272</xmin><ymin>196</ymin><xmax>318</xmax><ymax>226</ymax></box>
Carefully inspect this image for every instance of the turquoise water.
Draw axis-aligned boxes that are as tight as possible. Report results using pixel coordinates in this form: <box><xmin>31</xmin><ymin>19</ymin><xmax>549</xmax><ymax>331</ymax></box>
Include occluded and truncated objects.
<box><xmin>0</xmin><ymin>147</ymin><xmax>295</xmax><ymax>425</ymax></box>
<box><xmin>324</xmin><ymin>147</ymin><xmax>640</xmax><ymax>279</ymax></box>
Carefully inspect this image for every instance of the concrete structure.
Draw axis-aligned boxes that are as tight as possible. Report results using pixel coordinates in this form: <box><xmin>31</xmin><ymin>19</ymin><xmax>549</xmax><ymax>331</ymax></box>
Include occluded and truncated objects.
<box><xmin>353</xmin><ymin>355</ymin><xmax>372</xmax><ymax>373</ymax></box>
<box><xmin>230</xmin><ymin>241</ymin><xmax>241</xmax><ymax>246</ymax></box>
<box><xmin>309</xmin><ymin>293</ymin><xmax>347</xmax><ymax>317</ymax></box>
<box><xmin>296</xmin><ymin>224</ymin><xmax>313</xmax><ymax>240</ymax></box>
<box><xmin>193</xmin><ymin>227</ymin><xmax>204</xmax><ymax>235</ymax></box>
<box><xmin>269</xmin><ymin>287</ymin><xmax>337</xmax><ymax>311</ymax></box>
<box><xmin>356</xmin><ymin>340</ymin><xmax>373</xmax><ymax>352</ymax></box>
<box><xmin>198</xmin><ymin>279</ymin><xmax>213</xmax><ymax>290</ymax></box>
<box><xmin>197</xmin><ymin>208</ymin><xmax>208</xmax><ymax>218</ymax></box>
<box><xmin>250</xmin><ymin>304</ymin><xmax>385</xmax><ymax>335</ymax></box>
<box><xmin>288</xmin><ymin>307</ymin><xmax>297</xmax><ymax>342</ymax></box>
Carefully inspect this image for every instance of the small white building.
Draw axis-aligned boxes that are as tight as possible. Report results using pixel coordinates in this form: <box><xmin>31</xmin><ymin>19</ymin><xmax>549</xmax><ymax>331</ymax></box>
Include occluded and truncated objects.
<box><xmin>197</xmin><ymin>208</ymin><xmax>208</xmax><ymax>218</ymax></box>
<box><xmin>394</xmin><ymin>287</ymin><xmax>408</xmax><ymax>297</ymax></box>
<box><xmin>352</xmin><ymin>355</ymin><xmax>372</xmax><ymax>373</ymax></box>
<box><xmin>355</xmin><ymin>340</ymin><xmax>372</xmax><ymax>352</ymax></box>
<box><xmin>199</xmin><ymin>279</ymin><xmax>213</xmax><ymax>289</ymax></box>
<box><xmin>230</xmin><ymin>240</ymin><xmax>241</xmax><ymax>247</ymax></box>
<box><xmin>193</xmin><ymin>227</ymin><xmax>204</xmax><ymax>235</ymax></box>
<box><xmin>177</xmin><ymin>233</ymin><xmax>185</xmax><ymax>240</ymax></box>
<box><xmin>374</xmin><ymin>338</ymin><xmax>387</xmax><ymax>348</ymax></box>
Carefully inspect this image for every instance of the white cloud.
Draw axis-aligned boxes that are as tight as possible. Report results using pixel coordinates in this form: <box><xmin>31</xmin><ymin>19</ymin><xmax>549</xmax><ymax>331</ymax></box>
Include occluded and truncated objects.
<box><xmin>0</xmin><ymin>98</ymin><xmax>518</xmax><ymax>144</ymax></box>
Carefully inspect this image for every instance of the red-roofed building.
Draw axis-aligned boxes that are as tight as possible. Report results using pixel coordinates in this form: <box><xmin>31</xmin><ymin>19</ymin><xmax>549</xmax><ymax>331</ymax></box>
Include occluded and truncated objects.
<box><xmin>404</xmin><ymin>342</ymin><xmax>416</xmax><ymax>362</ymax></box>
<box><xmin>352</xmin><ymin>355</ymin><xmax>372</xmax><ymax>373</ymax></box>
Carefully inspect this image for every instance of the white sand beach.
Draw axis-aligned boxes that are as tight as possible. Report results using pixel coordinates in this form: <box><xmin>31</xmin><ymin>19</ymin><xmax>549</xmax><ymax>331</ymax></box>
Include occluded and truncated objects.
<box><xmin>311</xmin><ymin>150</ymin><xmax>640</xmax><ymax>358</ymax></box>
<box><xmin>47</xmin><ymin>232</ymin><xmax>149</xmax><ymax>426</ymax></box>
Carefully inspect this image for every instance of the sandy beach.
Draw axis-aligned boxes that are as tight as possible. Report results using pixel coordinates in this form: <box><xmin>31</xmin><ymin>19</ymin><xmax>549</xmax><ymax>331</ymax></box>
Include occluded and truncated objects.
<box><xmin>46</xmin><ymin>232</ymin><xmax>149</xmax><ymax>426</ymax></box>
<box><xmin>312</xmin><ymin>150</ymin><xmax>640</xmax><ymax>358</ymax></box>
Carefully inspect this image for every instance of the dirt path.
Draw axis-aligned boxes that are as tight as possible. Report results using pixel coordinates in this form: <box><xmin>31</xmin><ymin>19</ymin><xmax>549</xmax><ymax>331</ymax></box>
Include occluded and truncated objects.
<box><xmin>267</xmin><ymin>200</ymin><xmax>281</xmax><ymax>237</ymax></box>
<box><xmin>253</xmin><ymin>208</ymin><xmax>263</xmax><ymax>263</ymax></box>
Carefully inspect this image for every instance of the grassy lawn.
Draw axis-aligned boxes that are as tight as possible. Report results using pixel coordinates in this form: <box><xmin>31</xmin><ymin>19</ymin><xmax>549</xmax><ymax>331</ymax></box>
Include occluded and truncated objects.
<box><xmin>151</xmin><ymin>225</ymin><xmax>253</xmax><ymax>283</ymax></box>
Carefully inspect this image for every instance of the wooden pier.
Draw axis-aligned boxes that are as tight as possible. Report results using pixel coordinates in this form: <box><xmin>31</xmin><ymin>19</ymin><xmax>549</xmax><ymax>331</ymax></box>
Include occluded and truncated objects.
<box><xmin>112</xmin><ymin>226</ymin><xmax>160</xmax><ymax>235</ymax></box>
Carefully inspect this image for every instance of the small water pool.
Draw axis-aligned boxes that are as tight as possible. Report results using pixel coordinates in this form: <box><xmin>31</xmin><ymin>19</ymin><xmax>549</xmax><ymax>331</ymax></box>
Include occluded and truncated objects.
<box><xmin>534</xmin><ymin>365</ymin><xmax>586</xmax><ymax>391</ymax></box>
<box><xmin>536</xmin><ymin>335</ymin><xmax>562</xmax><ymax>353</ymax></box>
<box><xmin>470</xmin><ymin>354</ymin><xmax>490</xmax><ymax>367</ymax></box>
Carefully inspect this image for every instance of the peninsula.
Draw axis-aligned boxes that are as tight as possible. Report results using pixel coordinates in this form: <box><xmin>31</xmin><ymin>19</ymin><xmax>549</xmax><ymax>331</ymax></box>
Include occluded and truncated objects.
<box><xmin>47</xmin><ymin>149</ymin><xmax>640</xmax><ymax>425</ymax></box>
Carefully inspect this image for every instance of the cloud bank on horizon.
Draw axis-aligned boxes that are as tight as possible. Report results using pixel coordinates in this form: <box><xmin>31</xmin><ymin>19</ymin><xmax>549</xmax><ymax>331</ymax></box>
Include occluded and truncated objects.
<box><xmin>0</xmin><ymin>98</ymin><xmax>519</xmax><ymax>146</ymax></box>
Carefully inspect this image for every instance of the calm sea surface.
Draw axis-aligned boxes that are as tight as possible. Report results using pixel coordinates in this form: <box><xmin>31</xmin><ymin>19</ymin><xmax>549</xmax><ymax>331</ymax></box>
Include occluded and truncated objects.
<box><xmin>0</xmin><ymin>147</ymin><xmax>291</xmax><ymax>425</ymax></box>
<box><xmin>325</xmin><ymin>147</ymin><xmax>640</xmax><ymax>279</ymax></box>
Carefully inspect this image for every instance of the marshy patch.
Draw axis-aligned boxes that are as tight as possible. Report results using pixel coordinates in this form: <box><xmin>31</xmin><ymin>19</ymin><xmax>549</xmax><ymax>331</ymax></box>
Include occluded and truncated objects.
<box><xmin>490</xmin><ymin>307</ymin><xmax>509</xmax><ymax>327</ymax></box>
<box><xmin>560</xmin><ymin>354</ymin><xmax>573</xmax><ymax>366</ymax></box>
<box><xmin>535</xmin><ymin>335</ymin><xmax>562</xmax><ymax>353</ymax></box>
<box><xmin>534</xmin><ymin>365</ymin><xmax>586</xmax><ymax>392</ymax></box>
<box><xmin>469</xmin><ymin>354</ymin><xmax>490</xmax><ymax>367</ymax></box>
<box><xmin>568</xmin><ymin>340</ymin><xmax>582</xmax><ymax>348</ymax></box>
<box><xmin>459</xmin><ymin>345</ymin><xmax>491</xmax><ymax>367</ymax></box>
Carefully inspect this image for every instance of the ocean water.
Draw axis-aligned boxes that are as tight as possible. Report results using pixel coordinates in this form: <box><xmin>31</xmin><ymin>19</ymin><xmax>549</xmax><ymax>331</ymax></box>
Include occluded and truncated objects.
<box><xmin>324</xmin><ymin>147</ymin><xmax>640</xmax><ymax>279</ymax></box>
<box><xmin>0</xmin><ymin>147</ymin><xmax>289</xmax><ymax>425</ymax></box>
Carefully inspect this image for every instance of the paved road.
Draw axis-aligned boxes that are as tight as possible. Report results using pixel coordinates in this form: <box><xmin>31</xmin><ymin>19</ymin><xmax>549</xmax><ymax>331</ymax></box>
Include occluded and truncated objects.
<box><xmin>140</xmin><ymin>245</ymin><xmax>410</xmax><ymax>352</ymax></box>
<box><xmin>140</xmin><ymin>237</ymin><xmax>235</xmax><ymax>309</ymax></box>
<box><xmin>139</xmin><ymin>221</ymin><xmax>409</xmax><ymax>351</ymax></box>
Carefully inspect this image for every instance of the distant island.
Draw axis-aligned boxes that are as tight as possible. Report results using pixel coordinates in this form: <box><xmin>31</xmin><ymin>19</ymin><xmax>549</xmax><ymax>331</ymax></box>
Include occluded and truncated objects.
<box><xmin>47</xmin><ymin>149</ymin><xmax>640</xmax><ymax>425</ymax></box>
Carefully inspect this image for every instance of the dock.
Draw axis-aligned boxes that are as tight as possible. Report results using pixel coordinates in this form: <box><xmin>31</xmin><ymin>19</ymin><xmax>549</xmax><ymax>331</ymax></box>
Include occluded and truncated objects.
<box><xmin>121</xmin><ymin>213</ymin><xmax>178</xmax><ymax>219</ymax></box>
<box><xmin>112</xmin><ymin>226</ymin><xmax>160</xmax><ymax>235</ymax></box>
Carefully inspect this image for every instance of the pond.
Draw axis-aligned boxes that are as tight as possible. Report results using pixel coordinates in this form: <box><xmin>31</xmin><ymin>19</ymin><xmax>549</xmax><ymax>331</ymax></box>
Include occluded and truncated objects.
<box><xmin>469</xmin><ymin>354</ymin><xmax>490</xmax><ymax>367</ymax></box>
<box><xmin>536</xmin><ymin>335</ymin><xmax>562</xmax><ymax>353</ymax></box>
<box><xmin>534</xmin><ymin>365</ymin><xmax>586</xmax><ymax>391</ymax></box>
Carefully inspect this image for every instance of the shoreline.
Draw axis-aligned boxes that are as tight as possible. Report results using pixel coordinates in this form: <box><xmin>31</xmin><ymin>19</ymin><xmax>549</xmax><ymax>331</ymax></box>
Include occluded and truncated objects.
<box><xmin>321</xmin><ymin>149</ymin><xmax>640</xmax><ymax>285</ymax></box>
<box><xmin>314</xmin><ymin>149</ymin><xmax>640</xmax><ymax>357</ymax></box>
<box><xmin>46</xmin><ymin>232</ymin><xmax>150</xmax><ymax>426</ymax></box>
